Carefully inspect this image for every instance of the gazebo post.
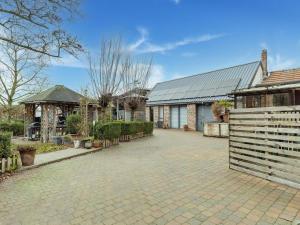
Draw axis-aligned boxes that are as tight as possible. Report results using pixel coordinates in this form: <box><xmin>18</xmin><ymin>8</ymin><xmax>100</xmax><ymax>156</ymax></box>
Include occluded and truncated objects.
<box><xmin>52</xmin><ymin>105</ymin><xmax>57</xmax><ymax>137</ymax></box>
<box><xmin>41</xmin><ymin>104</ymin><xmax>49</xmax><ymax>143</ymax></box>
<box><xmin>24</xmin><ymin>103</ymin><xmax>35</xmax><ymax>139</ymax></box>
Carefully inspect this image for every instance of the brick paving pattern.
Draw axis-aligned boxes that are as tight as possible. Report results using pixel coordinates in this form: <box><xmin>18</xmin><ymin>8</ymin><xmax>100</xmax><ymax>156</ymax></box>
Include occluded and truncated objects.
<box><xmin>0</xmin><ymin>129</ymin><xmax>299</xmax><ymax>225</ymax></box>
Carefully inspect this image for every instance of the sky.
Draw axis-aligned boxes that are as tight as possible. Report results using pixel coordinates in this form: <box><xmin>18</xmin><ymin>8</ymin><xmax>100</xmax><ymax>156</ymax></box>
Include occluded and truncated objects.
<box><xmin>47</xmin><ymin>0</ymin><xmax>300</xmax><ymax>92</ymax></box>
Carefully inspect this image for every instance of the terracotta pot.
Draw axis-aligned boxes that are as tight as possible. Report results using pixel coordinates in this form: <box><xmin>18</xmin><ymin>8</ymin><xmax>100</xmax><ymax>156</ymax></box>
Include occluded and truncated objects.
<box><xmin>183</xmin><ymin>125</ymin><xmax>189</xmax><ymax>131</ymax></box>
<box><xmin>223</xmin><ymin>113</ymin><xmax>229</xmax><ymax>123</ymax></box>
<box><xmin>93</xmin><ymin>140</ymin><xmax>103</xmax><ymax>148</ymax></box>
<box><xmin>19</xmin><ymin>149</ymin><xmax>36</xmax><ymax>166</ymax></box>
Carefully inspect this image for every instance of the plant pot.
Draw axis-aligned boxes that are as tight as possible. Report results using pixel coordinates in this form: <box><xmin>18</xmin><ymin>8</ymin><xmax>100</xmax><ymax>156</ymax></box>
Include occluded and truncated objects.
<box><xmin>84</xmin><ymin>141</ymin><xmax>92</xmax><ymax>149</ymax></box>
<box><xmin>183</xmin><ymin>125</ymin><xmax>189</xmax><ymax>131</ymax></box>
<box><xmin>18</xmin><ymin>149</ymin><xmax>36</xmax><ymax>166</ymax></box>
<box><xmin>93</xmin><ymin>140</ymin><xmax>102</xmax><ymax>148</ymax></box>
<box><xmin>74</xmin><ymin>140</ymin><xmax>81</xmax><ymax>149</ymax></box>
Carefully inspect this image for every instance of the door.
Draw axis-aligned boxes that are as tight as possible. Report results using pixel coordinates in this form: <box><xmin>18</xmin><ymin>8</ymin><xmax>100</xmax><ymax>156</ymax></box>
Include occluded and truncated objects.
<box><xmin>197</xmin><ymin>105</ymin><xmax>213</xmax><ymax>131</ymax></box>
<box><xmin>171</xmin><ymin>106</ymin><xmax>179</xmax><ymax>128</ymax></box>
<box><xmin>179</xmin><ymin>106</ymin><xmax>187</xmax><ymax>128</ymax></box>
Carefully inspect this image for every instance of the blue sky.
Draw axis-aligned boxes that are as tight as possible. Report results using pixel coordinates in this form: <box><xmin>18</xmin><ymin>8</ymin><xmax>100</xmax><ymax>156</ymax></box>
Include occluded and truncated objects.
<box><xmin>47</xmin><ymin>0</ymin><xmax>300</xmax><ymax>92</ymax></box>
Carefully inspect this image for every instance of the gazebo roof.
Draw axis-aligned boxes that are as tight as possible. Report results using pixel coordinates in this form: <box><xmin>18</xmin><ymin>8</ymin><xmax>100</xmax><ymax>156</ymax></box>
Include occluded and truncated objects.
<box><xmin>21</xmin><ymin>85</ymin><xmax>84</xmax><ymax>104</ymax></box>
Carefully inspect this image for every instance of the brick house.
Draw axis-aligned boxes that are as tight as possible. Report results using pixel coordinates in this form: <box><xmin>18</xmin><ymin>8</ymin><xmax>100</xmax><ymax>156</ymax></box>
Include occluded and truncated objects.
<box><xmin>146</xmin><ymin>51</ymin><xmax>268</xmax><ymax>131</ymax></box>
<box><xmin>233</xmin><ymin>52</ymin><xmax>300</xmax><ymax>108</ymax></box>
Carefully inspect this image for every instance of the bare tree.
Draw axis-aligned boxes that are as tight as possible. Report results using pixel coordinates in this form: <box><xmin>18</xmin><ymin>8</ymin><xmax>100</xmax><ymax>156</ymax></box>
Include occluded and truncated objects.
<box><xmin>0</xmin><ymin>34</ymin><xmax>48</xmax><ymax>121</ymax></box>
<box><xmin>88</xmin><ymin>37</ymin><xmax>126</xmax><ymax>120</ymax></box>
<box><xmin>122</xmin><ymin>57</ymin><xmax>152</xmax><ymax>121</ymax></box>
<box><xmin>0</xmin><ymin>0</ymin><xmax>83</xmax><ymax>57</ymax></box>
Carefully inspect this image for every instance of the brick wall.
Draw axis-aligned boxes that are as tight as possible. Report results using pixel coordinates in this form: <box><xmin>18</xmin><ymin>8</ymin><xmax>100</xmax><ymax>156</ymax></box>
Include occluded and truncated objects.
<box><xmin>153</xmin><ymin>106</ymin><xmax>159</xmax><ymax>125</ymax></box>
<box><xmin>163</xmin><ymin>105</ymin><xmax>170</xmax><ymax>128</ymax></box>
<box><xmin>145</xmin><ymin>107</ymin><xmax>150</xmax><ymax>122</ymax></box>
<box><xmin>187</xmin><ymin>104</ymin><xmax>196</xmax><ymax>131</ymax></box>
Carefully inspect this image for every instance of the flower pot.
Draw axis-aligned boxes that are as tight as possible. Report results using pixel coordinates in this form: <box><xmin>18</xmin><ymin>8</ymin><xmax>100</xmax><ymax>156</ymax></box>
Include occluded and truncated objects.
<box><xmin>74</xmin><ymin>140</ymin><xmax>81</xmax><ymax>149</ymax></box>
<box><xmin>18</xmin><ymin>148</ymin><xmax>36</xmax><ymax>166</ymax></box>
<box><xmin>183</xmin><ymin>125</ymin><xmax>189</xmax><ymax>131</ymax></box>
<box><xmin>84</xmin><ymin>141</ymin><xmax>92</xmax><ymax>149</ymax></box>
<box><xmin>93</xmin><ymin>140</ymin><xmax>102</xmax><ymax>148</ymax></box>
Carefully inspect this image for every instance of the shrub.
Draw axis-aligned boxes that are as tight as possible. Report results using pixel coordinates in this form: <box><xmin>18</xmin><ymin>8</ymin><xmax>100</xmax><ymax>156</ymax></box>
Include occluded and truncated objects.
<box><xmin>16</xmin><ymin>145</ymin><xmax>36</xmax><ymax>152</ymax></box>
<box><xmin>0</xmin><ymin>120</ymin><xmax>24</xmax><ymax>136</ymax></box>
<box><xmin>120</xmin><ymin>122</ymin><xmax>131</xmax><ymax>135</ymax></box>
<box><xmin>135</xmin><ymin>121</ymin><xmax>144</xmax><ymax>133</ymax></box>
<box><xmin>144</xmin><ymin>122</ymin><xmax>154</xmax><ymax>135</ymax></box>
<box><xmin>94</xmin><ymin>122</ymin><xmax>121</xmax><ymax>141</ymax></box>
<box><xmin>9</xmin><ymin>121</ymin><xmax>24</xmax><ymax>136</ymax></box>
<box><xmin>0</xmin><ymin>132</ymin><xmax>12</xmax><ymax>158</ymax></box>
<box><xmin>66</xmin><ymin>114</ymin><xmax>81</xmax><ymax>134</ymax></box>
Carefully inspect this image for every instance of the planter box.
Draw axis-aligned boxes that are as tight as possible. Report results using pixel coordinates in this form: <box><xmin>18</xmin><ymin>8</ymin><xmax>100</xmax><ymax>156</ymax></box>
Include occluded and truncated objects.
<box><xmin>203</xmin><ymin>122</ymin><xmax>229</xmax><ymax>137</ymax></box>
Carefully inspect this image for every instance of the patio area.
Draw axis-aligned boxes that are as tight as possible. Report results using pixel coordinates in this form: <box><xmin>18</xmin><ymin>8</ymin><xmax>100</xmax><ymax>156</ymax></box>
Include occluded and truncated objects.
<box><xmin>0</xmin><ymin>129</ymin><xmax>299</xmax><ymax>225</ymax></box>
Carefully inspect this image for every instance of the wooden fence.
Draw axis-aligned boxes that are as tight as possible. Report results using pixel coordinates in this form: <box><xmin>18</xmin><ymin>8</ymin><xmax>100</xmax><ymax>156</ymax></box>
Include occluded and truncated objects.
<box><xmin>0</xmin><ymin>155</ymin><xmax>18</xmax><ymax>174</ymax></box>
<box><xmin>229</xmin><ymin>106</ymin><xmax>300</xmax><ymax>189</ymax></box>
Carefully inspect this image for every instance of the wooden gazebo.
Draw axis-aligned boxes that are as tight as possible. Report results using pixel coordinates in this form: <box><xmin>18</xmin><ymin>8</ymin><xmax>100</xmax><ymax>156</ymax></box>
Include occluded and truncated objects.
<box><xmin>21</xmin><ymin>85</ymin><xmax>84</xmax><ymax>143</ymax></box>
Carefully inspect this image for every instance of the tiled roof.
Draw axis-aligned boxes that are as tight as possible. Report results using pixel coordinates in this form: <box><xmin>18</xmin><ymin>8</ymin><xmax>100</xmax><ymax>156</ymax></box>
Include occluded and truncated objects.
<box><xmin>21</xmin><ymin>85</ymin><xmax>83</xmax><ymax>104</ymax></box>
<box><xmin>147</xmin><ymin>61</ymin><xmax>260</xmax><ymax>105</ymax></box>
<box><xmin>261</xmin><ymin>68</ymin><xmax>300</xmax><ymax>85</ymax></box>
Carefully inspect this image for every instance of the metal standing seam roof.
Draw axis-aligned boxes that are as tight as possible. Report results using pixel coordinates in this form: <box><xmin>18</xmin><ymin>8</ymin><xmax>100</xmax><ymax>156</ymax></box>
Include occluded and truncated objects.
<box><xmin>147</xmin><ymin>61</ymin><xmax>261</xmax><ymax>105</ymax></box>
<box><xmin>21</xmin><ymin>85</ymin><xmax>84</xmax><ymax>104</ymax></box>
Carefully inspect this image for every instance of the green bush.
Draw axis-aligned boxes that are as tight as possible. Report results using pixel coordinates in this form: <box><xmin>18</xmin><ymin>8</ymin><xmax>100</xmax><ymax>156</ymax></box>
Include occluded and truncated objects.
<box><xmin>135</xmin><ymin>122</ymin><xmax>144</xmax><ymax>133</ymax></box>
<box><xmin>144</xmin><ymin>122</ymin><xmax>154</xmax><ymax>135</ymax></box>
<box><xmin>119</xmin><ymin>121</ymin><xmax>154</xmax><ymax>136</ymax></box>
<box><xmin>66</xmin><ymin>114</ymin><xmax>81</xmax><ymax>134</ymax></box>
<box><xmin>120</xmin><ymin>122</ymin><xmax>131</xmax><ymax>135</ymax></box>
<box><xmin>0</xmin><ymin>121</ymin><xmax>24</xmax><ymax>136</ymax></box>
<box><xmin>94</xmin><ymin>121</ymin><xmax>121</xmax><ymax>141</ymax></box>
<box><xmin>0</xmin><ymin>132</ymin><xmax>12</xmax><ymax>158</ymax></box>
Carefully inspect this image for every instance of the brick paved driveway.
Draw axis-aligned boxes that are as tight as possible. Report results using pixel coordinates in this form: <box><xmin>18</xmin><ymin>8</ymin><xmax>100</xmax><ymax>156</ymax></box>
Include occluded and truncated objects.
<box><xmin>0</xmin><ymin>129</ymin><xmax>299</xmax><ymax>225</ymax></box>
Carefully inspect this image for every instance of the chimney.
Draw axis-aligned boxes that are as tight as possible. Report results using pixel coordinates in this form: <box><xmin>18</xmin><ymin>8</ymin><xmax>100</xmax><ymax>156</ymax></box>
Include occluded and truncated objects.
<box><xmin>261</xmin><ymin>49</ymin><xmax>268</xmax><ymax>78</ymax></box>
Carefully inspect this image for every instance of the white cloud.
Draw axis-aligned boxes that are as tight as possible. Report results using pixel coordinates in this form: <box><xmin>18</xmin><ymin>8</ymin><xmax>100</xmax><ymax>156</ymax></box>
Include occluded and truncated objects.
<box><xmin>171</xmin><ymin>0</ymin><xmax>181</xmax><ymax>5</ymax></box>
<box><xmin>51</xmin><ymin>54</ymin><xmax>88</xmax><ymax>69</ymax></box>
<box><xmin>128</xmin><ymin>28</ymin><xmax>225</xmax><ymax>54</ymax></box>
<box><xmin>127</xmin><ymin>26</ymin><xmax>148</xmax><ymax>52</ymax></box>
<box><xmin>268</xmin><ymin>54</ymin><xmax>295</xmax><ymax>71</ymax></box>
<box><xmin>148</xmin><ymin>64</ymin><xmax>165</xmax><ymax>88</ymax></box>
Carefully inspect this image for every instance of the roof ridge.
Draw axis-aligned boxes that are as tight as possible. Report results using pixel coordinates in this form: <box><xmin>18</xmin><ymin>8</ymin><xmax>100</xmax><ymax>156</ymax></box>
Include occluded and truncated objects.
<box><xmin>155</xmin><ymin>61</ymin><xmax>260</xmax><ymax>85</ymax></box>
<box><xmin>270</xmin><ymin>67</ymin><xmax>300</xmax><ymax>73</ymax></box>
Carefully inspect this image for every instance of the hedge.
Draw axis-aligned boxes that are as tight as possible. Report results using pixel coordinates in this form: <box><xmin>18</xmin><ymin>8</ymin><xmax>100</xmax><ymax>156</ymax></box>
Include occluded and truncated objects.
<box><xmin>143</xmin><ymin>122</ymin><xmax>154</xmax><ymax>135</ymax></box>
<box><xmin>0</xmin><ymin>121</ymin><xmax>24</xmax><ymax>136</ymax></box>
<box><xmin>94</xmin><ymin>122</ymin><xmax>121</xmax><ymax>141</ymax></box>
<box><xmin>94</xmin><ymin>121</ymin><xmax>154</xmax><ymax>140</ymax></box>
<box><xmin>120</xmin><ymin>121</ymin><xmax>154</xmax><ymax>136</ymax></box>
<box><xmin>0</xmin><ymin>132</ymin><xmax>12</xmax><ymax>158</ymax></box>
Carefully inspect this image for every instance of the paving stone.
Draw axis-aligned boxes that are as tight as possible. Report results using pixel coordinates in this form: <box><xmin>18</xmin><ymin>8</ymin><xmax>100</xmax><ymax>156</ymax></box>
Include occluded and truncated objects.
<box><xmin>0</xmin><ymin>129</ymin><xmax>299</xmax><ymax>225</ymax></box>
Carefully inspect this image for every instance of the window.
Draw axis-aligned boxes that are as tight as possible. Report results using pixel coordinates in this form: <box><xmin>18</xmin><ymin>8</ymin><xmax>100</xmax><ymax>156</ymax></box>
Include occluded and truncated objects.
<box><xmin>245</xmin><ymin>95</ymin><xmax>261</xmax><ymax>108</ymax></box>
<box><xmin>273</xmin><ymin>93</ymin><xmax>290</xmax><ymax>106</ymax></box>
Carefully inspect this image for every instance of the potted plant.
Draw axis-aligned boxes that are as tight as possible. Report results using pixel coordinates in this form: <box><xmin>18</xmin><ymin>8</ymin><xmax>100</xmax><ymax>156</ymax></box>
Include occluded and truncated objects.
<box><xmin>73</xmin><ymin>138</ymin><xmax>81</xmax><ymax>149</ymax></box>
<box><xmin>83</xmin><ymin>137</ymin><xmax>93</xmax><ymax>149</ymax></box>
<box><xmin>17</xmin><ymin>145</ymin><xmax>37</xmax><ymax>166</ymax></box>
<box><xmin>183</xmin><ymin>124</ymin><xmax>189</xmax><ymax>131</ymax></box>
<box><xmin>93</xmin><ymin>139</ymin><xmax>102</xmax><ymax>148</ymax></box>
<box><xmin>63</xmin><ymin>135</ymin><xmax>74</xmax><ymax>147</ymax></box>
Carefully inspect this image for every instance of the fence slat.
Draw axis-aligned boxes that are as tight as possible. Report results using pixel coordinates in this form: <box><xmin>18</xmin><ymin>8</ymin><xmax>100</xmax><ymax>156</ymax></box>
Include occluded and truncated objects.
<box><xmin>229</xmin><ymin>107</ymin><xmax>300</xmax><ymax>189</ymax></box>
